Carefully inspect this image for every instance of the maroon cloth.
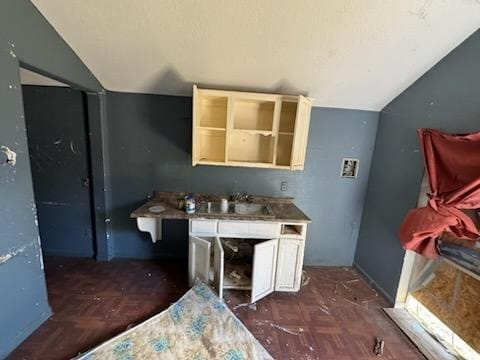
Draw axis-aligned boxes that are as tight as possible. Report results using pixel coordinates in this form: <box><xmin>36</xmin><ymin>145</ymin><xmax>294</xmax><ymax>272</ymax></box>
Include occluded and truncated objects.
<box><xmin>398</xmin><ymin>128</ymin><xmax>480</xmax><ymax>258</ymax></box>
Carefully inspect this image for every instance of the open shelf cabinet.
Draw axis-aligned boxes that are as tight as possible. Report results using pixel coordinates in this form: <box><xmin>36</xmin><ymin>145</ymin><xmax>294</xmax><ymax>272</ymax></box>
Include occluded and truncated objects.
<box><xmin>192</xmin><ymin>85</ymin><xmax>312</xmax><ymax>170</ymax></box>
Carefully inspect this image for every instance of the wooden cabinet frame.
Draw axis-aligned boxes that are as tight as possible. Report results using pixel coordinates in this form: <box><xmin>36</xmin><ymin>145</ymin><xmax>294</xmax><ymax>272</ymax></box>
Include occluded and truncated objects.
<box><xmin>192</xmin><ymin>85</ymin><xmax>313</xmax><ymax>170</ymax></box>
<box><xmin>188</xmin><ymin>219</ymin><xmax>307</xmax><ymax>303</ymax></box>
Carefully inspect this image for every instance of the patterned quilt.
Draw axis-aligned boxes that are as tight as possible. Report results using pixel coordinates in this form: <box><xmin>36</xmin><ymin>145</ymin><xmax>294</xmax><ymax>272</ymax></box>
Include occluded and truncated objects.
<box><xmin>76</xmin><ymin>282</ymin><xmax>272</xmax><ymax>359</ymax></box>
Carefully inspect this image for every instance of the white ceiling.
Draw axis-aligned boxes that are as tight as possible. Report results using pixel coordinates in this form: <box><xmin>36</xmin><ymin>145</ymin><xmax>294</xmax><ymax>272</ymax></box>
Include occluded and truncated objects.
<box><xmin>31</xmin><ymin>0</ymin><xmax>480</xmax><ymax>111</ymax></box>
<box><xmin>20</xmin><ymin>68</ymin><xmax>68</xmax><ymax>87</ymax></box>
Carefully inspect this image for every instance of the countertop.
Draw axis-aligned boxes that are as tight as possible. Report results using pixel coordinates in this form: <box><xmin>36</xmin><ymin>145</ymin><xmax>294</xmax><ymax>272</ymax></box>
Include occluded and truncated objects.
<box><xmin>130</xmin><ymin>192</ymin><xmax>311</xmax><ymax>223</ymax></box>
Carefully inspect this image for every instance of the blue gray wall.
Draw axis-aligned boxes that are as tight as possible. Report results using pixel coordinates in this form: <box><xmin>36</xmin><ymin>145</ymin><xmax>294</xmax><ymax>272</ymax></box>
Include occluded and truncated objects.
<box><xmin>0</xmin><ymin>1</ymin><xmax>103</xmax><ymax>357</ymax></box>
<box><xmin>355</xmin><ymin>29</ymin><xmax>480</xmax><ymax>302</ymax></box>
<box><xmin>106</xmin><ymin>92</ymin><xmax>379</xmax><ymax>265</ymax></box>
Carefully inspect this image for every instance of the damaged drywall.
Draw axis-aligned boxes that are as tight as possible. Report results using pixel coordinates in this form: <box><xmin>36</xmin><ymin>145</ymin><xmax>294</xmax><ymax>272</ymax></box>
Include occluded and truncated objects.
<box><xmin>0</xmin><ymin>0</ymin><xmax>105</xmax><ymax>357</ymax></box>
<box><xmin>0</xmin><ymin>244</ymin><xmax>27</xmax><ymax>265</ymax></box>
<box><xmin>1</xmin><ymin>145</ymin><xmax>17</xmax><ymax>165</ymax></box>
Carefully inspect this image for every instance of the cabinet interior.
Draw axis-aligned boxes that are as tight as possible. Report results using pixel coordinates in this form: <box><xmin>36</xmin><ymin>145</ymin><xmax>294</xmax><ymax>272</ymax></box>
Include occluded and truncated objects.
<box><xmin>222</xmin><ymin>238</ymin><xmax>257</xmax><ymax>290</ymax></box>
<box><xmin>276</xmin><ymin>134</ymin><xmax>293</xmax><ymax>166</ymax></box>
<box><xmin>279</xmin><ymin>101</ymin><xmax>297</xmax><ymax>133</ymax></box>
<box><xmin>210</xmin><ymin>237</ymin><xmax>270</xmax><ymax>291</ymax></box>
<box><xmin>233</xmin><ymin>99</ymin><xmax>275</xmax><ymax>131</ymax></box>
<box><xmin>197</xmin><ymin>128</ymin><xmax>226</xmax><ymax>162</ymax></box>
<box><xmin>199</xmin><ymin>95</ymin><xmax>228</xmax><ymax>129</ymax></box>
<box><xmin>228</xmin><ymin>132</ymin><xmax>274</xmax><ymax>164</ymax></box>
<box><xmin>281</xmin><ymin>224</ymin><xmax>304</xmax><ymax>236</ymax></box>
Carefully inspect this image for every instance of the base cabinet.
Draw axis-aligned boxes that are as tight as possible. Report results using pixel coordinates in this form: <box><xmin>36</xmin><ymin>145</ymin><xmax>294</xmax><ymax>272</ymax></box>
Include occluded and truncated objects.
<box><xmin>188</xmin><ymin>232</ymin><xmax>304</xmax><ymax>303</ymax></box>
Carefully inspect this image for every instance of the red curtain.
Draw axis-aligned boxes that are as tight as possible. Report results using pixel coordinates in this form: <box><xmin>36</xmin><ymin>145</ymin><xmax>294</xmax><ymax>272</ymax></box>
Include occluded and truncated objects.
<box><xmin>398</xmin><ymin>128</ymin><xmax>480</xmax><ymax>258</ymax></box>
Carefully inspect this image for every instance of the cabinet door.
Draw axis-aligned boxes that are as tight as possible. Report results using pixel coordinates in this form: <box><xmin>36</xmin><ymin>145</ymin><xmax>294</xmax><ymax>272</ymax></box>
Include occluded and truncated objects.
<box><xmin>188</xmin><ymin>235</ymin><xmax>211</xmax><ymax>286</ymax></box>
<box><xmin>290</xmin><ymin>95</ymin><xmax>312</xmax><ymax>170</ymax></box>
<box><xmin>192</xmin><ymin>84</ymin><xmax>200</xmax><ymax>165</ymax></box>
<box><xmin>251</xmin><ymin>239</ymin><xmax>279</xmax><ymax>303</ymax></box>
<box><xmin>213</xmin><ymin>237</ymin><xmax>224</xmax><ymax>299</ymax></box>
<box><xmin>275</xmin><ymin>239</ymin><xmax>304</xmax><ymax>292</ymax></box>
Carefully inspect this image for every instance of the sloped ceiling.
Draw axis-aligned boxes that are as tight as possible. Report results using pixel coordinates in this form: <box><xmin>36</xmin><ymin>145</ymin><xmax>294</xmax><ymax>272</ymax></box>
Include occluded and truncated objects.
<box><xmin>31</xmin><ymin>0</ymin><xmax>480</xmax><ymax>111</ymax></box>
<box><xmin>20</xmin><ymin>68</ymin><xmax>68</xmax><ymax>87</ymax></box>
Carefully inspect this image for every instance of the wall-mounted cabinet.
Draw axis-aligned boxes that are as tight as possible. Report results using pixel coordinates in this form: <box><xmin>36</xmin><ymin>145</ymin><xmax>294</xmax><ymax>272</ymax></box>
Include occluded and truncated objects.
<box><xmin>192</xmin><ymin>85</ymin><xmax>312</xmax><ymax>170</ymax></box>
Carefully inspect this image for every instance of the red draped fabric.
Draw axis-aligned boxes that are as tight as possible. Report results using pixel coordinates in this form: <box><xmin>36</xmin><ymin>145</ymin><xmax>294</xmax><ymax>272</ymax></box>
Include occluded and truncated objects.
<box><xmin>398</xmin><ymin>128</ymin><xmax>480</xmax><ymax>258</ymax></box>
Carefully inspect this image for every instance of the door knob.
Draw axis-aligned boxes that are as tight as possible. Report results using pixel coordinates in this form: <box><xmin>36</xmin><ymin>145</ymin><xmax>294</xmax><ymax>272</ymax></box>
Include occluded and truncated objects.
<box><xmin>82</xmin><ymin>177</ymin><xmax>90</xmax><ymax>188</ymax></box>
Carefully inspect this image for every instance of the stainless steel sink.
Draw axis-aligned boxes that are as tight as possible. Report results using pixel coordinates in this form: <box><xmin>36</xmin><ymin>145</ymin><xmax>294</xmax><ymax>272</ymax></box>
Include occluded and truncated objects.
<box><xmin>234</xmin><ymin>203</ymin><xmax>264</xmax><ymax>216</ymax></box>
<box><xmin>196</xmin><ymin>202</ymin><xmax>274</xmax><ymax>218</ymax></box>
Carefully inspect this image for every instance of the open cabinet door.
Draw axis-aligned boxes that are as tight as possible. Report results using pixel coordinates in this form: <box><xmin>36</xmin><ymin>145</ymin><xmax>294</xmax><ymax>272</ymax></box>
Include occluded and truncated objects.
<box><xmin>188</xmin><ymin>235</ymin><xmax>211</xmax><ymax>286</ymax></box>
<box><xmin>251</xmin><ymin>239</ymin><xmax>279</xmax><ymax>303</ymax></box>
<box><xmin>290</xmin><ymin>95</ymin><xmax>311</xmax><ymax>170</ymax></box>
<box><xmin>213</xmin><ymin>237</ymin><xmax>224</xmax><ymax>299</ymax></box>
<box><xmin>192</xmin><ymin>84</ymin><xmax>200</xmax><ymax>165</ymax></box>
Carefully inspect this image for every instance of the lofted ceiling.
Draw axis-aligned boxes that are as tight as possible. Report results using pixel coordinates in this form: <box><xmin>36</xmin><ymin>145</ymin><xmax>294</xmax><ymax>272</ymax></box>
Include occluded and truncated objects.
<box><xmin>31</xmin><ymin>0</ymin><xmax>480</xmax><ymax>111</ymax></box>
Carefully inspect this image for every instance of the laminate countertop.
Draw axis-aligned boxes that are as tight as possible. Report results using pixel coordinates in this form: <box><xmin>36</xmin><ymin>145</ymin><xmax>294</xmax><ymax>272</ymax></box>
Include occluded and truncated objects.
<box><xmin>130</xmin><ymin>192</ymin><xmax>311</xmax><ymax>223</ymax></box>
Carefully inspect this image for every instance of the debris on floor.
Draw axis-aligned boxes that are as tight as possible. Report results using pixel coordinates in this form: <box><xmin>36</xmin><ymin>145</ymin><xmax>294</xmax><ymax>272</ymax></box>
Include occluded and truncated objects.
<box><xmin>229</xmin><ymin>269</ymin><xmax>242</xmax><ymax>280</ymax></box>
<box><xmin>253</xmin><ymin>319</ymin><xmax>302</xmax><ymax>336</ymax></box>
<box><xmin>269</xmin><ymin>322</ymin><xmax>299</xmax><ymax>336</ymax></box>
<box><xmin>301</xmin><ymin>270</ymin><xmax>311</xmax><ymax>287</ymax></box>
<box><xmin>233</xmin><ymin>302</ymin><xmax>257</xmax><ymax>311</ymax></box>
<box><xmin>374</xmin><ymin>337</ymin><xmax>385</xmax><ymax>356</ymax></box>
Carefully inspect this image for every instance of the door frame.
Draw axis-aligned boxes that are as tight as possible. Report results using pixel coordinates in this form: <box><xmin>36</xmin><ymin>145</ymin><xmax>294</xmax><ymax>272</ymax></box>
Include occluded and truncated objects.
<box><xmin>20</xmin><ymin>62</ymin><xmax>112</xmax><ymax>261</ymax></box>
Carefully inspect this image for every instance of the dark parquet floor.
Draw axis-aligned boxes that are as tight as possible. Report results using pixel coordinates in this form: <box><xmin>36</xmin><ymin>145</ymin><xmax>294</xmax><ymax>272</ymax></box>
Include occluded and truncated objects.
<box><xmin>10</xmin><ymin>257</ymin><xmax>424</xmax><ymax>360</ymax></box>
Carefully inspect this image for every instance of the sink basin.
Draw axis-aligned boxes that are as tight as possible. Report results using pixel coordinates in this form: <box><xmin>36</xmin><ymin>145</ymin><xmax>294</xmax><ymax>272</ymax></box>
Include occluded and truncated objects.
<box><xmin>234</xmin><ymin>203</ymin><xmax>262</xmax><ymax>215</ymax></box>
<box><xmin>195</xmin><ymin>202</ymin><xmax>274</xmax><ymax>218</ymax></box>
<box><xmin>234</xmin><ymin>203</ymin><xmax>273</xmax><ymax>217</ymax></box>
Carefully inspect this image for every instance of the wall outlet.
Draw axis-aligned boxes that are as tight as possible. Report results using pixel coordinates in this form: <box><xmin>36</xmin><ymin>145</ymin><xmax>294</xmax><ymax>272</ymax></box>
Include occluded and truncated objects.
<box><xmin>280</xmin><ymin>180</ymin><xmax>288</xmax><ymax>192</ymax></box>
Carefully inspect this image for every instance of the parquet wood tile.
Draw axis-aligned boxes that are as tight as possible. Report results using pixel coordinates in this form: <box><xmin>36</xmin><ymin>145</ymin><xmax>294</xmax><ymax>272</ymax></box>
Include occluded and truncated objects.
<box><xmin>9</xmin><ymin>258</ymin><xmax>425</xmax><ymax>360</ymax></box>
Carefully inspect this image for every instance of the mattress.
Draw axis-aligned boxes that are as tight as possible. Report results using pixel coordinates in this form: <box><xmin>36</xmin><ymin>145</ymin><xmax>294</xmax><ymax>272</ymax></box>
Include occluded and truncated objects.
<box><xmin>75</xmin><ymin>281</ymin><xmax>272</xmax><ymax>359</ymax></box>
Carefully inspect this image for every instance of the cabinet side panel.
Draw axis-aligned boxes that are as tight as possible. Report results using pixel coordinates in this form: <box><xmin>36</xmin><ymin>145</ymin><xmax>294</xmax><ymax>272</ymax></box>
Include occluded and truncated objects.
<box><xmin>276</xmin><ymin>239</ymin><xmax>304</xmax><ymax>291</ymax></box>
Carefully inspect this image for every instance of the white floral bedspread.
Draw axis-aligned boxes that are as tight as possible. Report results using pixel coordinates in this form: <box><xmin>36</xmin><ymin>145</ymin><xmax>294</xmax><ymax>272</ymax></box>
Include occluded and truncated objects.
<box><xmin>76</xmin><ymin>282</ymin><xmax>272</xmax><ymax>360</ymax></box>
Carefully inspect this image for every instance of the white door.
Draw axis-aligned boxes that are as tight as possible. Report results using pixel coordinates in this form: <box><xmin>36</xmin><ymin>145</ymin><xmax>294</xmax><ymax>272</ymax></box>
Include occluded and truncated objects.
<box><xmin>275</xmin><ymin>239</ymin><xmax>305</xmax><ymax>291</ymax></box>
<box><xmin>213</xmin><ymin>237</ymin><xmax>224</xmax><ymax>299</ymax></box>
<box><xmin>188</xmin><ymin>235</ymin><xmax>211</xmax><ymax>286</ymax></box>
<box><xmin>290</xmin><ymin>95</ymin><xmax>311</xmax><ymax>170</ymax></box>
<box><xmin>251</xmin><ymin>239</ymin><xmax>279</xmax><ymax>303</ymax></box>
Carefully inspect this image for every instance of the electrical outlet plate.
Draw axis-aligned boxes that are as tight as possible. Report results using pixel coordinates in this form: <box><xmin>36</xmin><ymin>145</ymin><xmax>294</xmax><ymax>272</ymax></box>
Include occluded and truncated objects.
<box><xmin>280</xmin><ymin>181</ymin><xmax>288</xmax><ymax>192</ymax></box>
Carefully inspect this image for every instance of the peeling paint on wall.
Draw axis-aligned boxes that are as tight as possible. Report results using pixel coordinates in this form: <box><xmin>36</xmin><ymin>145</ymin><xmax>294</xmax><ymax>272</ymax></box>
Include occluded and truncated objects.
<box><xmin>1</xmin><ymin>145</ymin><xmax>17</xmax><ymax>165</ymax></box>
<box><xmin>0</xmin><ymin>245</ymin><xmax>27</xmax><ymax>265</ymax></box>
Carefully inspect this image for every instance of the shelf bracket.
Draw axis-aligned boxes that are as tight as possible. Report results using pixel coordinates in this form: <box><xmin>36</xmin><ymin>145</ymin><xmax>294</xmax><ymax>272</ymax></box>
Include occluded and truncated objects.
<box><xmin>136</xmin><ymin>217</ymin><xmax>162</xmax><ymax>243</ymax></box>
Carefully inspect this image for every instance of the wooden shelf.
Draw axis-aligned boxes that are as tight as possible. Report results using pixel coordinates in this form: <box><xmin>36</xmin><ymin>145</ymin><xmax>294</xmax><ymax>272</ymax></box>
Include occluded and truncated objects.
<box><xmin>227</xmin><ymin>160</ymin><xmax>274</xmax><ymax>168</ymax></box>
<box><xmin>233</xmin><ymin>129</ymin><xmax>273</xmax><ymax>136</ymax></box>
<box><xmin>228</xmin><ymin>132</ymin><xmax>274</xmax><ymax>164</ymax></box>
<box><xmin>198</xmin><ymin>126</ymin><xmax>226</xmax><ymax>131</ymax></box>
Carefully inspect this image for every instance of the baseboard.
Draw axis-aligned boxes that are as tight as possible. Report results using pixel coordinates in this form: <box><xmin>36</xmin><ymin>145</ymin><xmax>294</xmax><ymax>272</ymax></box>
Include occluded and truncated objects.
<box><xmin>112</xmin><ymin>252</ymin><xmax>187</xmax><ymax>261</ymax></box>
<box><xmin>353</xmin><ymin>262</ymin><xmax>395</xmax><ymax>305</ymax></box>
<box><xmin>43</xmin><ymin>249</ymin><xmax>95</xmax><ymax>258</ymax></box>
<box><xmin>1</xmin><ymin>306</ymin><xmax>52</xmax><ymax>359</ymax></box>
